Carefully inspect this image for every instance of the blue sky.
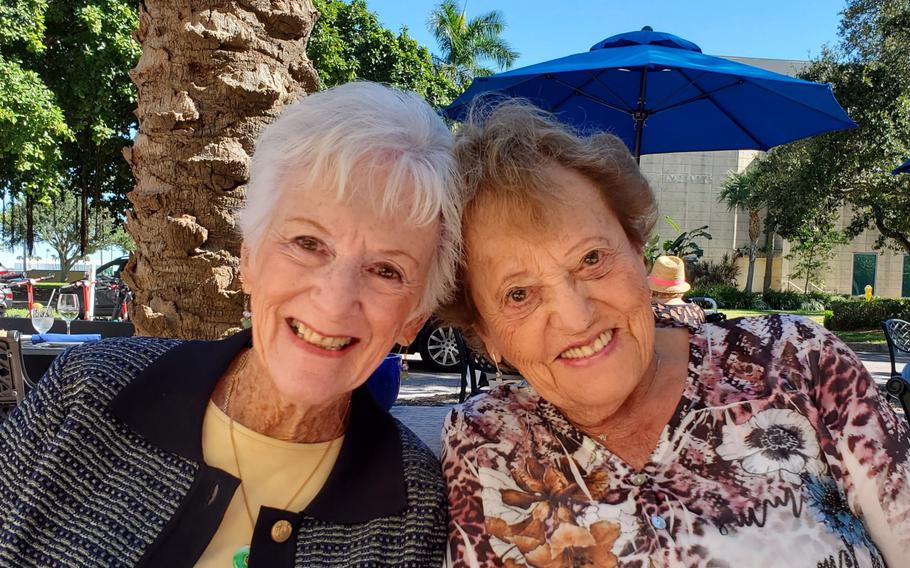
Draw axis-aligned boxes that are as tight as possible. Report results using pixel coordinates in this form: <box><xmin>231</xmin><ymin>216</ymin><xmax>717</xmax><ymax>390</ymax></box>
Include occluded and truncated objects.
<box><xmin>366</xmin><ymin>0</ymin><xmax>846</xmax><ymax>67</ymax></box>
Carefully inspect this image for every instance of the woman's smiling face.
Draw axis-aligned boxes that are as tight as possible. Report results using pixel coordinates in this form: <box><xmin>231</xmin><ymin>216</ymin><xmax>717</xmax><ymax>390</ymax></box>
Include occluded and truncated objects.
<box><xmin>241</xmin><ymin>174</ymin><xmax>439</xmax><ymax>407</ymax></box>
<box><xmin>467</xmin><ymin>164</ymin><xmax>656</xmax><ymax>420</ymax></box>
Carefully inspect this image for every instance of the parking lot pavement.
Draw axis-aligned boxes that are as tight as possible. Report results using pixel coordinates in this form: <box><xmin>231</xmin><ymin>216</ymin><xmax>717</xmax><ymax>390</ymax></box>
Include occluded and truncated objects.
<box><xmin>390</xmin><ymin>351</ymin><xmax>909</xmax><ymax>457</ymax></box>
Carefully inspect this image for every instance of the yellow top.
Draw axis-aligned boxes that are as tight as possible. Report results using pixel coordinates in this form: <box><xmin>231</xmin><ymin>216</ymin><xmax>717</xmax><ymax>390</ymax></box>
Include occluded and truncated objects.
<box><xmin>195</xmin><ymin>400</ymin><xmax>343</xmax><ymax>567</ymax></box>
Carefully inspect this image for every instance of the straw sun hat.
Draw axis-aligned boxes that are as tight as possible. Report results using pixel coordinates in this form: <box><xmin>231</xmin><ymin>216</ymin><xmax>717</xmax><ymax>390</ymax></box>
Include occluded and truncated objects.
<box><xmin>648</xmin><ymin>255</ymin><xmax>690</xmax><ymax>294</ymax></box>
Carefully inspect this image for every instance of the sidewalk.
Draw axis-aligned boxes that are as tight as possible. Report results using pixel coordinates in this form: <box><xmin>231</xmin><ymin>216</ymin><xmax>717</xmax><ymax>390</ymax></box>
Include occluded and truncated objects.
<box><xmin>391</xmin><ymin>351</ymin><xmax>908</xmax><ymax>457</ymax></box>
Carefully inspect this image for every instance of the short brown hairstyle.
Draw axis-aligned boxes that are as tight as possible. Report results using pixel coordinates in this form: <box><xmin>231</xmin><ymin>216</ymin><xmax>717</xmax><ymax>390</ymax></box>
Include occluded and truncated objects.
<box><xmin>438</xmin><ymin>99</ymin><xmax>657</xmax><ymax>350</ymax></box>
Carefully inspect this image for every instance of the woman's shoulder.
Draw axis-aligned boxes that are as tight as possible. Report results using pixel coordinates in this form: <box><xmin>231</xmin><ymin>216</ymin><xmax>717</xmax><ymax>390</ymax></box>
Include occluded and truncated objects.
<box><xmin>690</xmin><ymin>314</ymin><xmax>851</xmax><ymax>401</ymax></box>
<box><xmin>60</xmin><ymin>336</ymin><xmax>184</xmax><ymax>373</ymax></box>
<box><xmin>701</xmin><ymin>313</ymin><xmax>832</xmax><ymax>349</ymax></box>
<box><xmin>449</xmin><ymin>382</ymin><xmax>537</xmax><ymax>421</ymax></box>
<box><xmin>394</xmin><ymin>419</ymin><xmax>442</xmax><ymax>473</ymax></box>
<box><xmin>46</xmin><ymin>336</ymin><xmax>184</xmax><ymax>395</ymax></box>
<box><xmin>391</xmin><ymin>419</ymin><xmax>447</xmax><ymax>507</ymax></box>
<box><xmin>442</xmin><ymin>383</ymin><xmax>544</xmax><ymax>450</ymax></box>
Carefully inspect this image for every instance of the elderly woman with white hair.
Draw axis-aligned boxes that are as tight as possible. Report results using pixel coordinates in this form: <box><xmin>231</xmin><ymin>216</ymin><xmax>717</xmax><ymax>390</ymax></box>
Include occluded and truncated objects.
<box><xmin>0</xmin><ymin>82</ymin><xmax>460</xmax><ymax>567</ymax></box>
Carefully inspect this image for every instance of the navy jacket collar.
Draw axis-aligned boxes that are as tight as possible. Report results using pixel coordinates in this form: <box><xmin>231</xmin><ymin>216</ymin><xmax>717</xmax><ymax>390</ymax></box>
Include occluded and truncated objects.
<box><xmin>110</xmin><ymin>328</ymin><xmax>407</xmax><ymax>522</ymax></box>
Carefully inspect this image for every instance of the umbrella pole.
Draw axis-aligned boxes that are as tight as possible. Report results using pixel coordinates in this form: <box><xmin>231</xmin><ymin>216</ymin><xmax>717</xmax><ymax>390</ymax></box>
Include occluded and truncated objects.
<box><xmin>633</xmin><ymin>69</ymin><xmax>648</xmax><ymax>164</ymax></box>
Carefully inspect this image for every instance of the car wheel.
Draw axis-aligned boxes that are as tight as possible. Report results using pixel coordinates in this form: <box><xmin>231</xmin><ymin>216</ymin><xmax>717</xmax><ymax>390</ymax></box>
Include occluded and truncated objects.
<box><xmin>418</xmin><ymin>324</ymin><xmax>462</xmax><ymax>371</ymax></box>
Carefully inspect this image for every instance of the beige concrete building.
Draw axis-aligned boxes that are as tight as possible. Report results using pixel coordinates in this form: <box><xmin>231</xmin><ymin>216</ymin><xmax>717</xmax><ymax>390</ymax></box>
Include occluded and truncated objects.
<box><xmin>638</xmin><ymin>56</ymin><xmax>904</xmax><ymax>298</ymax></box>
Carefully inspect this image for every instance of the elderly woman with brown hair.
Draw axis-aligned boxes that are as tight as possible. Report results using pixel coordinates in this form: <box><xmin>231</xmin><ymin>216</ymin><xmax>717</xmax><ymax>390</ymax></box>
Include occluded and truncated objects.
<box><xmin>0</xmin><ymin>82</ymin><xmax>459</xmax><ymax>567</ymax></box>
<box><xmin>439</xmin><ymin>100</ymin><xmax>910</xmax><ymax>567</ymax></box>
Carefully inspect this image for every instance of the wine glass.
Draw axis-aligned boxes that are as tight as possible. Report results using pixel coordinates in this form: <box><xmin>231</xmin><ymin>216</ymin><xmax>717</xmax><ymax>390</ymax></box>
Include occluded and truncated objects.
<box><xmin>58</xmin><ymin>294</ymin><xmax>80</xmax><ymax>335</ymax></box>
<box><xmin>30</xmin><ymin>305</ymin><xmax>54</xmax><ymax>337</ymax></box>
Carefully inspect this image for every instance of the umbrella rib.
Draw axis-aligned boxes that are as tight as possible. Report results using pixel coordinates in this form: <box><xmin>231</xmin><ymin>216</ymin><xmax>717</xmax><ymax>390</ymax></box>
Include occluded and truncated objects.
<box><xmin>647</xmin><ymin>69</ymin><xmax>712</xmax><ymax>110</ymax></box>
<box><xmin>590</xmin><ymin>72</ymin><xmax>639</xmax><ymax>113</ymax></box>
<box><xmin>649</xmin><ymin>79</ymin><xmax>745</xmax><ymax>115</ymax></box>
<box><xmin>672</xmin><ymin>69</ymin><xmax>766</xmax><ymax>149</ymax></box>
<box><xmin>548</xmin><ymin>75</ymin><xmax>635</xmax><ymax>116</ymax></box>
<box><xmin>544</xmin><ymin>71</ymin><xmax>613</xmax><ymax>115</ymax></box>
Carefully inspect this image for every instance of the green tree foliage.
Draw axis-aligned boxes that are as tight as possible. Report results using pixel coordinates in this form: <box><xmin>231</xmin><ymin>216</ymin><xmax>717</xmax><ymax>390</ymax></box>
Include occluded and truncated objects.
<box><xmin>309</xmin><ymin>0</ymin><xmax>458</xmax><ymax>108</ymax></box>
<box><xmin>0</xmin><ymin>0</ymin><xmax>139</xmax><ymax>253</ymax></box>
<box><xmin>785</xmin><ymin>219</ymin><xmax>848</xmax><ymax>293</ymax></box>
<box><xmin>0</xmin><ymin>1</ymin><xmax>70</xmax><ymax>195</ymax></box>
<box><xmin>427</xmin><ymin>0</ymin><xmax>519</xmax><ymax>88</ymax></box>
<box><xmin>737</xmin><ymin>0</ymin><xmax>910</xmax><ymax>254</ymax></box>
<box><xmin>2</xmin><ymin>192</ymin><xmax>128</xmax><ymax>280</ymax></box>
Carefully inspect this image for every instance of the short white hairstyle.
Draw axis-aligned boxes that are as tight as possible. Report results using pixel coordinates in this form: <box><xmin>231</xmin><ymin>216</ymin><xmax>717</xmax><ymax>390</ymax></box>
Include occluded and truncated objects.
<box><xmin>240</xmin><ymin>81</ymin><xmax>461</xmax><ymax>316</ymax></box>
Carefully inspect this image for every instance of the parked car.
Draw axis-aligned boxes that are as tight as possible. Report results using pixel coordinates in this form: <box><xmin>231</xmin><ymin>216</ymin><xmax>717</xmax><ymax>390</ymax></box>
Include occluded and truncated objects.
<box><xmin>59</xmin><ymin>256</ymin><xmax>131</xmax><ymax>320</ymax></box>
<box><xmin>408</xmin><ymin>318</ymin><xmax>462</xmax><ymax>371</ymax></box>
<box><xmin>402</xmin><ymin>319</ymin><xmax>498</xmax><ymax>373</ymax></box>
<box><xmin>0</xmin><ymin>263</ymin><xmax>26</xmax><ymax>283</ymax></box>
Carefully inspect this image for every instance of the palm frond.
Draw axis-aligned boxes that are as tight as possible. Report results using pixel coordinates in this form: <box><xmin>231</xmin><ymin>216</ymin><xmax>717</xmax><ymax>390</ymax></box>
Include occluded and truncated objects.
<box><xmin>471</xmin><ymin>35</ymin><xmax>519</xmax><ymax>69</ymax></box>
<box><xmin>427</xmin><ymin>0</ymin><xmax>464</xmax><ymax>63</ymax></box>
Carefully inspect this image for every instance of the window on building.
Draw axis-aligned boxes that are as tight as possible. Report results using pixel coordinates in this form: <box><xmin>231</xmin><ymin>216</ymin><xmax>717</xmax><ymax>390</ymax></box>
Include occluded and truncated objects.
<box><xmin>852</xmin><ymin>253</ymin><xmax>877</xmax><ymax>296</ymax></box>
<box><xmin>903</xmin><ymin>256</ymin><xmax>910</xmax><ymax>298</ymax></box>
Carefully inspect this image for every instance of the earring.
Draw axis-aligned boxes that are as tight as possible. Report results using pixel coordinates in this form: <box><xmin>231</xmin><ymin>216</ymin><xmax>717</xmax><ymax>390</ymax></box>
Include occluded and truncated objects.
<box><xmin>396</xmin><ymin>344</ymin><xmax>409</xmax><ymax>379</ymax></box>
<box><xmin>494</xmin><ymin>359</ymin><xmax>503</xmax><ymax>385</ymax></box>
<box><xmin>241</xmin><ymin>295</ymin><xmax>252</xmax><ymax>329</ymax></box>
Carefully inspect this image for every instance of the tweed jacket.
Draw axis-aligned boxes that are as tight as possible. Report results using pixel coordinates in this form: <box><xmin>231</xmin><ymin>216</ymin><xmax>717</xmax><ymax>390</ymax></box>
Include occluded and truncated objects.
<box><xmin>0</xmin><ymin>329</ymin><xmax>447</xmax><ymax>567</ymax></box>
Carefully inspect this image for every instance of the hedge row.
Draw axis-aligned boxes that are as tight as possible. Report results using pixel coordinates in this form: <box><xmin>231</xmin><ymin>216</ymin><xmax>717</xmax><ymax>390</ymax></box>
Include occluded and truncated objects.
<box><xmin>687</xmin><ymin>286</ymin><xmax>757</xmax><ymax>309</ymax></box>
<box><xmin>685</xmin><ymin>286</ymin><xmax>836</xmax><ymax>311</ymax></box>
<box><xmin>825</xmin><ymin>298</ymin><xmax>910</xmax><ymax>331</ymax></box>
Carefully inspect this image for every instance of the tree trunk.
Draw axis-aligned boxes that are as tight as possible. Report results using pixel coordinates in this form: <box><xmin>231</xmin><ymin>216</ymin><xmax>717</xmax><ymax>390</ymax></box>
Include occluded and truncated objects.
<box><xmin>744</xmin><ymin>208</ymin><xmax>761</xmax><ymax>293</ymax></box>
<box><xmin>745</xmin><ymin>246</ymin><xmax>756</xmax><ymax>293</ymax></box>
<box><xmin>123</xmin><ymin>0</ymin><xmax>319</xmax><ymax>339</ymax></box>
<box><xmin>762</xmin><ymin>225</ymin><xmax>775</xmax><ymax>293</ymax></box>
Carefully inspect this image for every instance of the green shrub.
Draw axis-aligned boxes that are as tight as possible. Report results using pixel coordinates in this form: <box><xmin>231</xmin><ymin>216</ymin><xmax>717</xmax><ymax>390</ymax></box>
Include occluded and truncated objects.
<box><xmin>687</xmin><ymin>285</ymin><xmax>758</xmax><ymax>309</ymax></box>
<box><xmin>762</xmin><ymin>290</ymin><xmax>805</xmax><ymax>310</ymax></box>
<box><xmin>762</xmin><ymin>290</ymin><xmax>836</xmax><ymax>311</ymax></box>
<box><xmin>685</xmin><ymin>286</ymin><xmax>842</xmax><ymax>313</ymax></box>
<box><xmin>827</xmin><ymin>298</ymin><xmax>910</xmax><ymax>330</ymax></box>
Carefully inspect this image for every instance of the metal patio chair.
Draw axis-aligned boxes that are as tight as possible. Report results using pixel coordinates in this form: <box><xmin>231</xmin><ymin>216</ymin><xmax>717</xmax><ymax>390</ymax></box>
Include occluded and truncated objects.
<box><xmin>0</xmin><ymin>330</ymin><xmax>31</xmax><ymax>421</ymax></box>
<box><xmin>882</xmin><ymin>319</ymin><xmax>910</xmax><ymax>422</ymax></box>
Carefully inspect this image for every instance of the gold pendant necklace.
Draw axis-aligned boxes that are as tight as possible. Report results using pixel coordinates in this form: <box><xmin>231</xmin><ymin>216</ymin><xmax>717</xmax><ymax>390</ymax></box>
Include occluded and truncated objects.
<box><xmin>223</xmin><ymin>349</ymin><xmax>349</xmax><ymax>562</ymax></box>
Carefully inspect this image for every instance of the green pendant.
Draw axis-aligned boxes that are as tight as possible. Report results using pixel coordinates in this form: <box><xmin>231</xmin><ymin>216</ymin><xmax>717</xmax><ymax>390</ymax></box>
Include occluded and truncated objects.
<box><xmin>232</xmin><ymin>545</ymin><xmax>250</xmax><ymax>568</ymax></box>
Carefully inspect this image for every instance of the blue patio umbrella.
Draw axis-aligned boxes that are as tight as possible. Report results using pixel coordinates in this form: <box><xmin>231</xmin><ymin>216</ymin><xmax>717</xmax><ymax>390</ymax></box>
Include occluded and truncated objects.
<box><xmin>444</xmin><ymin>27</ymin><xmax>857</xmax><ymax>159</ymax></box>
<box><xmin>894</xmin><ymin>158</ymin><xmax>910</xmax><ymax>175</ymax></box>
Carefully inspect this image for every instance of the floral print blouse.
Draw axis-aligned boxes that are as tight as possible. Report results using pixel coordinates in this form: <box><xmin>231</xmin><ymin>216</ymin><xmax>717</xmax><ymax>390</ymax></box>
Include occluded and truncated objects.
<box><xmin>441</xmin><ymin>315</ymin><xmax>910</xmax><ymax>568</ymax></box>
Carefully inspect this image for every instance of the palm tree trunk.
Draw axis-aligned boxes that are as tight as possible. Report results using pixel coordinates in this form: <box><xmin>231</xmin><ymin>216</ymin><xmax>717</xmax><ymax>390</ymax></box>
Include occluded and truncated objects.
<box><xmin>745</xmin><ymin>245</ymin><xmax>756</xmax><ymax>293</ymax></box>
<box><xmin>744</xmin><ymin>208</ymin><xmax>761</xmax><ymax>293</ymax></box>
<box><xmin>123</xmin><ymin>0</ymin><xmax>319</xmax><ymax>339</ymax></box>
<box><xmin>762</xmin><ymin>223</ymin><xmax>775</xmax><ymax>294</ymax></box>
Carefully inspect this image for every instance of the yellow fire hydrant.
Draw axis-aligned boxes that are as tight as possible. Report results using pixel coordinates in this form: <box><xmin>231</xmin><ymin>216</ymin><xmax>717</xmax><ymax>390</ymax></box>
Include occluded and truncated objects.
<box><xmin>865</xmin><ymin>284</ymin><xmax>873</xmax><ymax>301</ymax></box>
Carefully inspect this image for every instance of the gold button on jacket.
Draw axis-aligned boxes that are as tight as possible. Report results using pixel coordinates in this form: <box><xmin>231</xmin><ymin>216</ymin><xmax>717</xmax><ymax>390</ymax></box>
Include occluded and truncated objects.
<box><xmin>271</xmin><ymin>520</ymin><xmax>293</xmax><ymax>543</ymax></box>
